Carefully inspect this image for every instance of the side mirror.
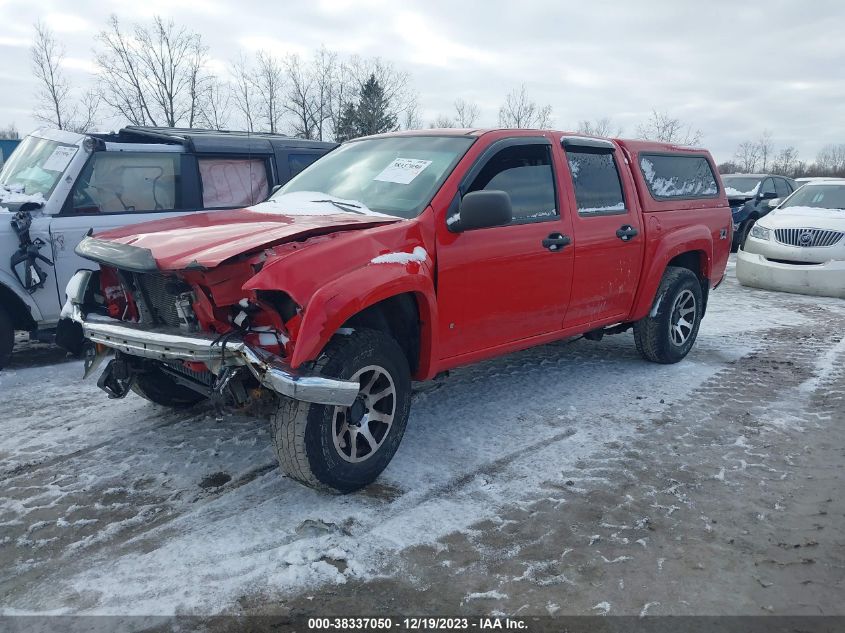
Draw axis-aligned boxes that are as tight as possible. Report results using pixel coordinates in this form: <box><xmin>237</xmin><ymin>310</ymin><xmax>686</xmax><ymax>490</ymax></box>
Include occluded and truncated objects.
<box><xmin>455</xmin><ymin>190</ymin><xmax>513</xmax><ymax>232</ymax></box>
<box><xmin>759</xmin><ymin>191</ymin><xmax>778</xmax><ymax>200</ymax></box>
<box><xmin>767</xmin><ymin>197</ymin><xmax>781</xmax><ymax>209</ymax></box>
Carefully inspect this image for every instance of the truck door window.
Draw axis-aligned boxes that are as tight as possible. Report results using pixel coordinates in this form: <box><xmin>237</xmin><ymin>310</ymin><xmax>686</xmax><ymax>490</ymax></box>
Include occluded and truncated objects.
<box><xmin>69</xmin><ymin>152</ymin><xmax>182</xmax><ymax>214</ymax></box>
<box><xmin>198</xmin><ymin>157</ymin><xmax>269</xmax><ymax>208</ymax></box>
<box><xmin>566</xmin><ymin>150</ymin><xmax>626</xmax><ymax>216</ymax></box>
<box><xmin>466</xmin><ymin>144</ymin><xmax>557</xmax><ymax>222</ymax></box>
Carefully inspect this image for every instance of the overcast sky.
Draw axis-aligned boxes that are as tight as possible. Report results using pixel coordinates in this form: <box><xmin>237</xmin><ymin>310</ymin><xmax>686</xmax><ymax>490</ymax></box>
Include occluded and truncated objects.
<box><xmin>1</xmin><ymin>0</ymin><xmax>843</xmax><ymax>163</ymax></box>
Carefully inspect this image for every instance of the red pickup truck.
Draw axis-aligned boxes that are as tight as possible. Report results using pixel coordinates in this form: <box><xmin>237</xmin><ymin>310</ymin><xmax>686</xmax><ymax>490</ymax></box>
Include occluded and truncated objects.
<box><xmin>63</xmin><ymin>129</ymin><xmax>731</xmax><ymax>493</ymax></box>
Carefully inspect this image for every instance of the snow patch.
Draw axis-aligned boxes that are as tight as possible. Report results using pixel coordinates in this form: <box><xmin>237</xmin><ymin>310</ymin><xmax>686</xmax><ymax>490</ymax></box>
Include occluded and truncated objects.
<box><xmin>370</xmin><ymin>246</ymin><xmax>427</xmax><ymax>265</ymax></box>
<box><xmin>461</xmin><ymin>590</ymin><xmax>507</xmax><ymax>604</ymax></box>
<box><xmin>252</xmin><ymin>191</ymin><xmax>399</xmax><ymax>218</ymax></box>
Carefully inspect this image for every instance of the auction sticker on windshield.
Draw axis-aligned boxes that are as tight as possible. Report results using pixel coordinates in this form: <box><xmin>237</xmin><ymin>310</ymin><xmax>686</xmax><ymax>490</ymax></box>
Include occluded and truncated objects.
<box><xmin>374</xmin><ymin>158</ymin><xmax>432</xmax><ymax>184</ymax></box>
<box><xmin>42</xmin><ymin>145</ymin><xmax>78</xmax><ymax>173</ymax></box>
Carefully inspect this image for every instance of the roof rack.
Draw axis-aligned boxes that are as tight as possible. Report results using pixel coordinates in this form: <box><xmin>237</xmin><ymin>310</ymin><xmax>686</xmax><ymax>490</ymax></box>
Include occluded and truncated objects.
<box><xmin>90</xmin><ymin>126</ymin><xmax>337</xmax><ymax>154</ymax></box>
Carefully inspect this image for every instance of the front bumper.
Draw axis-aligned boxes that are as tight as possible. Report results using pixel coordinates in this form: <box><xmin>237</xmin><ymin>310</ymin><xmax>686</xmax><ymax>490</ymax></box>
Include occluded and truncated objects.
<box><xmin>65</xmin><ymin>274</ymin><xmax>358</xmax><ymax>407</ymax></box>
<box><xmin>735</xmin><ymin>250</ymin><xmax>845</xmax><ymax>299</ymax></box>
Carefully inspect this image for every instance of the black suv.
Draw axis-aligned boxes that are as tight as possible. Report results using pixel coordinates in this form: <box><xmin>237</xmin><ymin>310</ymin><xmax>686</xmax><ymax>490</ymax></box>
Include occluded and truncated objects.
<box><xmin>722</xmin><ymin>174</ymin><xmax>798</xmax><ymax>250</ymax></box>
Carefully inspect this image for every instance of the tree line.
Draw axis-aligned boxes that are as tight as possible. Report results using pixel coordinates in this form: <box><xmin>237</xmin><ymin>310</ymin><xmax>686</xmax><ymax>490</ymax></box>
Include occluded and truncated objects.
<box><xmin>15</xmin><ymin>11</ymin><xmax>830</xmax><ymax>162</ymax></box>
<box><xmin>718</xmin><ymin>131</ymin><xmax>845</xmax><ymax>178</ymax></box>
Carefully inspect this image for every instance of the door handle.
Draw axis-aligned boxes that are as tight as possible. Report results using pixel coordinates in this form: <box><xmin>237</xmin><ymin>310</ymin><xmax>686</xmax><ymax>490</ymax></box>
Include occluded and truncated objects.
<box><xmin>542</xmin><ymin>233</ymin><xmax>571</xmax><ymax>251</ymax></box>
<box><xmin>616</xmin><ymin>225</ymin><xmax>638</xmax><ymax>242</ymax></box>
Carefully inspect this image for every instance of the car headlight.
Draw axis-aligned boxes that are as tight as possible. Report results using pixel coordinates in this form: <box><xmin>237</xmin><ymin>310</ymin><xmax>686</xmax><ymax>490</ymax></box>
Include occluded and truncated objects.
<box><xmin>749</xmin><ymin>224</ymin><xmax>771</xmax><ymax>241</ymax></box>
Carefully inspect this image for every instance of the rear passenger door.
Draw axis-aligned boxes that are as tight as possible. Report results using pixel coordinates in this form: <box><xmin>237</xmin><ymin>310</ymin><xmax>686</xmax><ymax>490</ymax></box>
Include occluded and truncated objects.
<box><xmin>560</xmin><ymin>138</ymin><xmax>644</xmax><ymax>328</ymax></box>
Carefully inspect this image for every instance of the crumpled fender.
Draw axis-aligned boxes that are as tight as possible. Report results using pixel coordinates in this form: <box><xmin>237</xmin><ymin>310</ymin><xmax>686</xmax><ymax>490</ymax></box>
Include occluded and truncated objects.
<box><xmin>290</xmin><ymin>261</ymin><xmax>438</xmax><ymax>375</ymax></box>
<box><xmin>629</xmin><ymin>223</ymin><xmax>714</xmax><ymax>322</ymax></box>
<box><xmin>243</xmin><ymin>217</ymin><xmax>439</xmax><ymax>377</ymax></box>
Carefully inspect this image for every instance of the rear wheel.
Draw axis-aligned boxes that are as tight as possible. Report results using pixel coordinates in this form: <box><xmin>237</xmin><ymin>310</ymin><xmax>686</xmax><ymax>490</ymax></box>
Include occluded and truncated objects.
<box><xmin>270</xmin><ymin>328</ymin><xmax>411</xmax><ymax>494</ymax></box>
<box><xmin>0</xmin><ymin>306</ymin><xmax>13</xmax><ymax>370</ymax></box>
<box><xmin>634</xmin><ymin>266</ymin><xmax>703</xmax><ymax>364</ymax></box>
<box><xmin>131</xmin><ymin>364</ymin><xmax>206</xmax><ymax>408</ymax></box>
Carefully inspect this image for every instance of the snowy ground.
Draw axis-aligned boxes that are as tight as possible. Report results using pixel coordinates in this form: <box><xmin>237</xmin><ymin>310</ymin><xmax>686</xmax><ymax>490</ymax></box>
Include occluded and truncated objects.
<box><xmin>1</xmin><ymin>257</ymin><xmax>843</xmax><ymax>618</ymax></box>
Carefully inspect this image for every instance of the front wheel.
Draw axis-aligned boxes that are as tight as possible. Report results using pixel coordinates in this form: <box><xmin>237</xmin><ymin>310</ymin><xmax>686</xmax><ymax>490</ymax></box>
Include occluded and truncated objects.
<box><xmin>737</xmin><ymin>218</ymin><xmax>756</xmax><ymax>250</ymax></box>
<box><xmin>634</xmin><ymin>266</ymin><xmax>703</xmax><ymax>364</ymax></box>
<box><xmin>270</xmin><ymin>328</ymin><xmax>411</xmax><ymax>494</ymax></box>
<box><xmin>0</xmin><ymin>305</ymin><xmax>13</xmax><ymax>370</ymax></box>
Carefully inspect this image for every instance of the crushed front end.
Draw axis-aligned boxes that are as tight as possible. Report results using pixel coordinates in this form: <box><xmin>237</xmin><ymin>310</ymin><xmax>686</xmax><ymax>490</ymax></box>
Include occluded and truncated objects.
<box><xmin>64</xmin><ymin>239</ymin><xmax>358</xmax><ymax>409</ymax></box>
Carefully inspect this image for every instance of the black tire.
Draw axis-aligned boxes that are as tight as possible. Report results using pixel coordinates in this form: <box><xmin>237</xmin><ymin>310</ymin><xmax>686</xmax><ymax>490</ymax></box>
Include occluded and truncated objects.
<box><xmin>131</xmin><ymin>364</ymin><xmax>206</xmax><ymax>408</ymax></box>
<box><xmin>634</xmin><ymin>266</ymin><xmax>703</xmax><ymax>364</ymax></box>
<box><xmin>270</xmin><ymin>328</ymin><xmax>412</xmax><ymax>494</ymax></box>
<box><xmin>0</xmin><ymin>305</ymin><xmax>13</xmax><ymax>370</ymax></box>
<box><xmin>737</xmin><ymin>217</ymin><xmax>756</xmax><ymax>251</ymax></box>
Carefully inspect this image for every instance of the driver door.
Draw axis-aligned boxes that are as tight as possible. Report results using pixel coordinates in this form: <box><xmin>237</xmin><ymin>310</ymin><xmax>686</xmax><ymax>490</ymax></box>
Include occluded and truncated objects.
<box><xmin>435</xmin><ymin>138</ymin><xmax>575</xmax><ymax>360</ymax></box>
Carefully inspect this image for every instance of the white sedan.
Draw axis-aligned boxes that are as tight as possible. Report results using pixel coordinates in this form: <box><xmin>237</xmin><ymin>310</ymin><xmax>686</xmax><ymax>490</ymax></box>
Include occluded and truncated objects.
<box><xmin>737</xmin><ymin>180</ymin><xmax>845</xmax><ymax>298</ymax></box>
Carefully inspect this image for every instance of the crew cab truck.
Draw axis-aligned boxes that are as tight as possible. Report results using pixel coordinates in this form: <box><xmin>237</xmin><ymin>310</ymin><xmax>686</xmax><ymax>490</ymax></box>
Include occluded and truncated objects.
<box><xmin>63</xmin><ymin>129</ymin><xmax>731</xmax><ymax>493</ymax></box>
<box><xmin>0</xmin><ymin>126</ymin><xmax>336</xmax><ymax>368</ymax></box>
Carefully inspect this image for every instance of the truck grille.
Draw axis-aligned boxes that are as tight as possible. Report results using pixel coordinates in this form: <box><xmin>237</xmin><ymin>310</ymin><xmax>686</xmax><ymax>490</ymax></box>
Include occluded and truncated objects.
<box><xmin>133</xmin><ymin>273</ymin><xmax>183</xmax><ymax>327</ymax></box>
<box><xmin>774</xmin><ymin>228</ymin><xmax>844</xmax><ymax>248</ymax></box>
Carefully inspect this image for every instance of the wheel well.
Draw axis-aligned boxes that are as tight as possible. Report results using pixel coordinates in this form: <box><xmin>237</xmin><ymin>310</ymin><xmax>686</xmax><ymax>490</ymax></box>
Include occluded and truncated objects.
<box><xmin>667</xmin><ymin>251</ymin><xmax>710</xmax><ymax>315</ymax></box>
<box><xmin>343</xmin><ymin>293</ymin><xmax>421</xmax><ymax>373</ymax></box>
<box><xmin>0</xmin><ymin>283</ymin><xmax>36</xmax><ymax>332</ymax></box>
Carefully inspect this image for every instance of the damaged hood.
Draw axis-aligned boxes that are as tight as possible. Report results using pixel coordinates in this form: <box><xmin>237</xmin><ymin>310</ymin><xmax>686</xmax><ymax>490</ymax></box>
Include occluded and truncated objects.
<box><xmin>78</xmin><ymin>205</ymin><xmax>401</xmax><ymax>271</ymax></box>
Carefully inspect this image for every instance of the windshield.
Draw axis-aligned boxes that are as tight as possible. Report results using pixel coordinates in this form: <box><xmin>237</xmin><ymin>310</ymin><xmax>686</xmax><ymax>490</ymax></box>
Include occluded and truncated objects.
<box><xmin>722</xmin><ymin>176</ymin><xmax>762</xmax><ymax>197</ymax></box>
<box><xmin>0</xmin><ymin>135</ymin><xmax>79</xmax><ymax>199</ymax></box>
<box><xmin>781</xmin><ymin>184</ymin><xmax>845</xmax><ymax>210</ymax></box>
<box><xmin>273</xmin><ymin>135</ymin><xmax>475</xmax><ymax>218</ymax></box>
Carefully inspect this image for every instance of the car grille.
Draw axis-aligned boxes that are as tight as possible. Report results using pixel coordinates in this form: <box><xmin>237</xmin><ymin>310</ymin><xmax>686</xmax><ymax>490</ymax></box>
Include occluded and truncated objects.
<box><xmin>133</xmin><ymin>273</ymin><xmax>183</xmax><ymax>327</ymax></box>
<box><xmin>774</xmin><ymin>228</ymin><xmax>844</xmax><ymax>248</ymax></box>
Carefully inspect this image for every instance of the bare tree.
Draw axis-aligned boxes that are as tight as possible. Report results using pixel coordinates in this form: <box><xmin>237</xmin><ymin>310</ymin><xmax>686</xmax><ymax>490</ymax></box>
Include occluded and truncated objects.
<box><xmin>32</xmin><ymin>22</ymin><xmax>99</xmax><ymax>132</ymax></box>
<box><xmin>402</xmin><ymin>95</ymin><xmax>423</xmax><ymax>130</ymax></box>
<box><xmin>32</xmin><ymin>21</ymin><xmax>72</xmax><ymax>130</ymax></box>
<box><xmin>757</xmin><ymin>130</ymin><xmax>774</xmax><ymax>172</ymax></box>
<box><xmin>0</xmin><ymin>124</ymin><xmax>19</xmax><ymax>139</ymax></box>
<box><xmin>231</xmin><ymin>54</ymin><xmax>256</xmax><ymax>132</ymax></box>
<box><xmin>199</xmin><ymin>77</ymin><xmax>231</xmax><ymax>130</ymax></box>
<box><xmin>734</xmin><ymin>141</ymin><xmax>761</xmax><ymax>173</ymax></box>
<box><xmin>96</xmin><ymin>15</ymin><xmax>208</xmax><ymax>128</ymax></box>
<box><xmin>311</xmin><ymin>47</ymin><xmax>337</xmax><ymax>141</ymax></box>
<box><xmin>497</xmin><ymin>85</ymin><xmax>552</xmax><ymax>129</ymax></box>
<box><xmin>454</xmin><ymin>98</ymin><xmax>480</xmax><ymax>127</ymax></box>
<box><xmin>284</xmin><ymin>53</ymin><xmax>316</xmax><ymax>138</ymax></box>
<box><xmin>430</xmin><ymin>114</ymin><xmax>456</xmax><ymax>128</ymax></box>
<box><xmin>816</xmin><ymin>143</ymin><xmax>845</xmax><ymax>174</ymax></box>
<box><xmin>576</xmin><ymin>117</ymin><xmax>621</xmax><ymax>137</ymax></box>
<box><xmin>254</xmin><ymin>50</ymin><xmax>285</xmax><ymax>133</ymax></box>
<box><xmin>772</xmin><ymin>146</ymin><xmax>799</xmax><ymax>176</ymax></box>
<box><xmin>636</xmin><ymin>110</ymin><xmax>701</xmax><ymax>145</ymax></box>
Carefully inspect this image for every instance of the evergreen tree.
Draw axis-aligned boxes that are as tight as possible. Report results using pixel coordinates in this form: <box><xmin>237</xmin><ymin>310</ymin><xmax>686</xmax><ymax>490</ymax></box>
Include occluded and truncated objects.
<box><xmin>335</xmin><ymin>101</ymin><xmax>359</xmax><ymax>142</ymax></box>
<box><xmin>355</xmin><ymin>74</ymin><xmax>397</xmax><ymax>137</ymax></box>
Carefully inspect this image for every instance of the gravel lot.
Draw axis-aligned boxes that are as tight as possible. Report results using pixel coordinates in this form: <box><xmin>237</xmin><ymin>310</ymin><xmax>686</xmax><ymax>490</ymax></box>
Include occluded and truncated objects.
<box><xmin>1</xmin><ymin>256</ymin><xmax>843</xmax><ymax>617</ymax></box>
